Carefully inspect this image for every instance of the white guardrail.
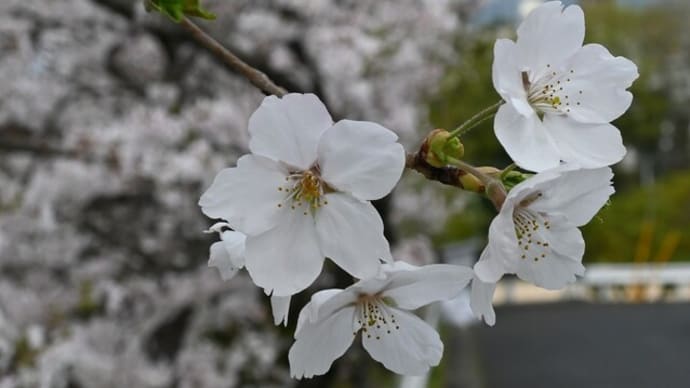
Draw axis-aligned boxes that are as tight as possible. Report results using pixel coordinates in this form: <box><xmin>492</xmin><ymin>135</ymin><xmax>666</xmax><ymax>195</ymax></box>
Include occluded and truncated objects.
<box><xmin>582</xmin><ymin>263</ymin><xmax>690</xmax><ymax>286</ymax></box>
<box><xmin>492</xmin><ymin>263</ymin><xmax>690</xmax><ymax>305</ymax></box>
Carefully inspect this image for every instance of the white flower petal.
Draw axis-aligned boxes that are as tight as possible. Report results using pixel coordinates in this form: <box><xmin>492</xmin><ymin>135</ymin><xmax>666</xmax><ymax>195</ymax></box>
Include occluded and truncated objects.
<box><xmin>562</xmin><ymin>44</ymin><xmax>638</xmax><ymax>124</ymax></box>
<box><xmin>289</xmin><ymin>306</ymin><xmax>358</xmax><ymax>379</ymax></box>
<box><xmin>271</xmin><ymin>295</ymin><xmax>291</xmax><ymax>326</ymax></box>
<box><xmin>316</xmin><ymin>193</ymin><xmax>390</xmax><ymax>280</ymax></box>
<box><xmin>199</xmin><ymin>155</ymin><xmax>287</xmax><ymax>235</ymax></box>
<box><xmin>220</xmin><ymin>230</ymin><xmax>246</xmax><ymax>269</ymax></box>
<box><xmin>516</xmin><ymin>2</ymin><xmax>585</xmax><ymax>80</ymax></box>
<box><xmin>529</xmin><ymin>167</ymin><xmax>615</xmax><ymax>226</ymax></box>
<box><xmin>295</xmin><ymin>289</ymin><xmax>345</xmax><ymax>337</ymax></box>
<box><xmin>362</xmin><ymin>307</ymin><xmax>443</xmax><ymax>376</ymax></box>
<box><xmin>494</xmin><ymin>103</ymin><xmax>561</xmax><ymax>172</ymax></box>
<box><xmin>543</xmin><ymin>218</ymin><xmax>586</xmax><ymax>259</ymax></box>
<box><xmin>318</xmin><ymin>120</ymin><xmax>405</xmax><ymax>201</ymax></box>
<box><xmin>300</xmin><ymin>289</ymin><xmax>360</xmax><ymax>338</ymax></box>
<box><xmin>492</xmin><ymin>39</ymin><xmax>528</xmax><ymax>104</ymax></box>
<box><xmin>249</xmin><ymin>93</ymin><xmax>333</xmax><ymax>170</ymax></box>
<box><xmin>470</xmin><ymin>276</ymin><xmax>497</xmax><ymax>326</ymax></box>
<box><xmin>544</xmin><ymin>116</ymin><xmax>626</xmax><ymax>169</ymax></box>
<box><xmin>474</xmin><ymin>245</ymin><xmax>507</xmax><ymax>284</ymax></box>
<box><xmin>381</xmin><ymin>260</ymin><xmax>419</xmax><ymax>273</ymax></box>
<box><xmin>513</xmin><ymin>249</ymin><xmax>585</xmax><ymax>290</ymax></box>
<box><xmin>511</xmin><ymin>215</ymin><xmax>585</xmax><ymax>289</ymax></box>
<box><xmin>474</xmin><ymin>203</ymin><xmax>518</xmax><ymax>283</ymax></box>
<box><xmin>382</xmin><ymin>264</ymin><xmax>474</xmax><ymax>310</ymax></box>
<box><xmin>507</xmin><ymin>167</ymin><xmax>564</xmax><ymax>201</ymax></box>
<box><xmin>208</xmin><ymin>241</ymin><xmax>240</xmax><ymax>281</ymax></box>
<box><xmin>349</xmin><ymin>273</ymin><xmax>391</xmax><ymax>296</ymax></box>
<box><xmin>244</xmin><ymin>210</ymin><xmax>324</xmax><ymax>296</ymax></box>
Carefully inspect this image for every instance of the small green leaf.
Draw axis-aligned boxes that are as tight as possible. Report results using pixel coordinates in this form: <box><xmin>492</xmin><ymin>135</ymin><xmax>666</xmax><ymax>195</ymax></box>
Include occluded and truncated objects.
<box><xmin>145</xmin><ymin>0</ymin><xmax>216</xmax><ymax>22</ymax></box>
<box><xmin>184</xmin><ymin>0</ymin><xmax>216</xmax><ymax>20</ymax></box>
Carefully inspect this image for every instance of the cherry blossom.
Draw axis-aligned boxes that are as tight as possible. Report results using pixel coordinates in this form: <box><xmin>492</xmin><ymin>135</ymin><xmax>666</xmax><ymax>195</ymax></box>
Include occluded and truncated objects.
<box><xmin>474</xmin><ymin>166</ymin><xmax>614</xmax><ymax>289</ymax></box>
<box><xmin>200</xmin><ymin>93</ymin><xmax>405</xmax><ymax>297</ymax></box>
<box><xmin>492</xmin><ymin>1</ymin><xmax>638</xmax><ymax>171</ymax></box>
<box><xmin>288</xmin><ymin>261</ymin><xmax>473</xmax><ymax>378</ymax></box>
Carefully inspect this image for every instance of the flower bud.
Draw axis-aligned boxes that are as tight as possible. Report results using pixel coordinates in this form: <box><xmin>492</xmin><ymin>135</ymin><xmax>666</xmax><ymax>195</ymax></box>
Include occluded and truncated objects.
<box><xmin>457</xmin><ymin>166</ymin><xmax>500</xmax><ymax>194</ymax></box>
<box><xmin>423</xmin><ymin>129</ymin><xmax>464</xmax><ymax>168</ymax></box>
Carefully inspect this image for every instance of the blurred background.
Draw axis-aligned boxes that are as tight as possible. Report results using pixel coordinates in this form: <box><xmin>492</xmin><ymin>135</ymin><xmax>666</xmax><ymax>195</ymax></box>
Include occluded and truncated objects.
<box><xmin>0</xmin><ymin>0</ymin><xmax>688</xmax><ymax>387</ymax></box>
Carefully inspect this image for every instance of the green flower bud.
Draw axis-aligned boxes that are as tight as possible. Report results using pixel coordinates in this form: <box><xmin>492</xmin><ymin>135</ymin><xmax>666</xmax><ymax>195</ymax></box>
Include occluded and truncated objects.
<box><xmin>424</xmin><ymin>129</ymin><xmax>465</xmax><ymax>168</ymax></box>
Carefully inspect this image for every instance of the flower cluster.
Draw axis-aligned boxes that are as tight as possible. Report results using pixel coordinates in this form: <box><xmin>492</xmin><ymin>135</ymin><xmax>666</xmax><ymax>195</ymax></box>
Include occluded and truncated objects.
<box><xmin>469</xmin><ymin>0</ymin><xmax>637</xmax><ymax>326</ymax></box>
<box><xmin>200</xmin><ymin>1</ymin><xmax>637</xmax><ymax>378</ymax></box>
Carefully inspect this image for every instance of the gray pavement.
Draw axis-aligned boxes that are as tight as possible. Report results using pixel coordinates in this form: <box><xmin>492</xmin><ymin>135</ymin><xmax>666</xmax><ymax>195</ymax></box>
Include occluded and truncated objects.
<box><xmin>466</xmin><ymin>302</ymin><xmax>690</xmax><ymax>388</ymax></box>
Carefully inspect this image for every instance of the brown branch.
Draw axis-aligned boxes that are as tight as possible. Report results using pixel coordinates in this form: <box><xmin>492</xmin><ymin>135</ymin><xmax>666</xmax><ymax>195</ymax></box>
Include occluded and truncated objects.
<box><xmin>179</xmin><ymin>17</ymin><xmax>287</xmax><ymax>97</ymax></box>
<box><xmin>405</xmin><ymin>152</ymin><xmax>483</xmax><ymax>192</ymax></box>
<box><xmin>0</xmin><ymin>139</ymin><xmax>80</xmax><ymax>159</ymax></box>
<box><xmin>176</xmin><ymin>16</ymin><xmax>506</xmax><ymax>208</ymax></box>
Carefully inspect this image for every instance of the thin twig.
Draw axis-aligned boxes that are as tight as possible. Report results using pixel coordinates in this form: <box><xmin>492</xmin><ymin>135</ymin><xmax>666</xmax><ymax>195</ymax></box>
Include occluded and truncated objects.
<box><xmin>179</xmin><ymin>17</ymin><xmax>287</xmax><ymax>97</ymax></box>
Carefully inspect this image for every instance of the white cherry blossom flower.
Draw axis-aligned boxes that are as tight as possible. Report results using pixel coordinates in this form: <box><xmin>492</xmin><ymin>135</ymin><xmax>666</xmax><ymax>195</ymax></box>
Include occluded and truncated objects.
<box><xmin>492</xmin><ymin>1</ymin><xmax>638</xmax><ymax>172</ymax></box>
<box><xmin>288</xmin><ymin>261</ymin><xmax>473</xmax><ymax>378</ymax></box>
<box><xmin>206</xmin><ymin>222</ymin><xmax>291</xmax><ymax>326</ymax></box>
<box><xmin>474</xmin><ymin>166</ymin><xmax>614</xmax><ymax>290</ymax></box>
<box><xmin>199</xmin><ymin>93</ymin><xmax>405</xmax><ymax>297</ymax></box>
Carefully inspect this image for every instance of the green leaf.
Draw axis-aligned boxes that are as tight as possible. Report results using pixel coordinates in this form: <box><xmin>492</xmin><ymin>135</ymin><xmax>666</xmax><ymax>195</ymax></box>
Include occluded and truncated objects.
<box><xmin>145</xmin><ymin>0</ymin><xmax>216</xmax><ymax>22</ymax></box>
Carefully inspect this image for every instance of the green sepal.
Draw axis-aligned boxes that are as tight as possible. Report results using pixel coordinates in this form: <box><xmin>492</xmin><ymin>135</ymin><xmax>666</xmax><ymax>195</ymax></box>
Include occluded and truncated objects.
<box><xmin>145</xmin><ymin>0</ymin><xmax>216</xmax><ymax>22</ymax></box>
<box><xmin>501</xmin><ymin>170</ymin><xmax>532</xmax><ymax>191</ymax></box>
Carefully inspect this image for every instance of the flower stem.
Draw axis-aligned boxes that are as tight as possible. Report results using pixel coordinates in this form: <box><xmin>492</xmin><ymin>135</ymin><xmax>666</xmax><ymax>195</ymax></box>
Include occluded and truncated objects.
<box><xmin>179</xmin><ymin>17</ymin><xmax>287</xmax><ymax>97</ymax></box>
<box><xmin>454</xmin><ymin>113</ymin><xmax>496</xmax><ymax>137</ymax></box>
<box><xmin>445</xmin><ymin>157</ymin><xmax>493</xmax><ymax>186</ymax></box>
<box><xmin>446</xmin><ymin>156</ymin><xmax>506</xmax><ymax>210</ymax></box>
<box><xmin>447</xmin><ymin>100</ymin><xmax>503</xmax><ymax>138</ymax></box>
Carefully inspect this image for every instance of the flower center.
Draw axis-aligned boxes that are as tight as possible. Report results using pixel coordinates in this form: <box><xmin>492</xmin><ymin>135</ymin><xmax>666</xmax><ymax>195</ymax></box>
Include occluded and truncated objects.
<box><xmin>354</xmin><ymin>295</ymin><xmax>400</xmax><ymax>340</ymax></box>
<box><xmin>523</xmin><ymin>65</ymin><xmax>583</xmax><ymax>117</ymax></box>
<box><xmin>276</xmin><ymin>168</ymin><xmax>328</xmax><ymax>215</ymax></box>
<box><xmin>513</xmin><ymin>204</ymin><xmax>552</xmax><ymax>263</ymax></box>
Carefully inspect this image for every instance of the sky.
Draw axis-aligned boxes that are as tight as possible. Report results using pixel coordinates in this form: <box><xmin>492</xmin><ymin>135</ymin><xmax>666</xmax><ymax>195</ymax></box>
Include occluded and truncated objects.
<box><xmin>473</xmin><ymin>0</ymin><xmax>664</xmax><ymax>26</ymax></box>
